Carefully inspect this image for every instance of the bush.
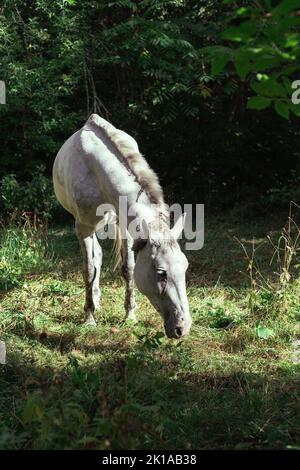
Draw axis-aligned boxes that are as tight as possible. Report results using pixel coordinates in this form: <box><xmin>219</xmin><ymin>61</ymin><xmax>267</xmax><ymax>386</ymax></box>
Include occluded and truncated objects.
<box><xmin>0</xmin><ymin>166</ymin><xmax>59</xmax><ymax>223</ymax></box>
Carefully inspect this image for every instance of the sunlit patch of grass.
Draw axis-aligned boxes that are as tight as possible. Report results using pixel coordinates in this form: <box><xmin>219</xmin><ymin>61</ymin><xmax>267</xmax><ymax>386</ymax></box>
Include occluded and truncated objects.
<box><xmin>0</xmin><ymin>225</ymin><xmax>53</xmax><ymax>290</ymax></box>
<box><xmin>0</xmin><ymin>219</ymin><xmax>300</xmax><ymax>449</ymax></box>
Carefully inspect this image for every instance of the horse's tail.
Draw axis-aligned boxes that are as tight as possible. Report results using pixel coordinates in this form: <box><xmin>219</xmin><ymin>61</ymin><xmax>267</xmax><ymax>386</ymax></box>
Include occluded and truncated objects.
<box><xmin>112</xmin><ymin>223</ymin><xmax>123</xmax><ymax>272</ymax></box>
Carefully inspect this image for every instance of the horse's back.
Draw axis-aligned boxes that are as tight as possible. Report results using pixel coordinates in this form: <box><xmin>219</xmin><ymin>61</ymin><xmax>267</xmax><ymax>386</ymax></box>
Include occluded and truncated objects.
<box><xmin>84</xmin><ymin>114</ymin><xmax>139</xmax><ymax>153</ymax></box>
<box><xmin>53</xmin><ymin>115</ymin><xmax>140</xmax><ymax>226</ymax></box>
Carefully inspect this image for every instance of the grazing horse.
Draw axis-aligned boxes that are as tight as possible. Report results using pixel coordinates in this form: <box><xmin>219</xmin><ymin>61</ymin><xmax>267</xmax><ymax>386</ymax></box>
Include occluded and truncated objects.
<box><xmin>53</xmin><ymin>114</ymin><xmax>192</xmax><ymax>338</ymax></box>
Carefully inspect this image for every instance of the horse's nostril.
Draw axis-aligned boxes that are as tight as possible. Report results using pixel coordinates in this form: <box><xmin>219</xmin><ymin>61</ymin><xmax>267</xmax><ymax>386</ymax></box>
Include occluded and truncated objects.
<box><xmin>175</xmin><ymin>327</ymin><xmax>183</xmax><ymax>338</ymax></box>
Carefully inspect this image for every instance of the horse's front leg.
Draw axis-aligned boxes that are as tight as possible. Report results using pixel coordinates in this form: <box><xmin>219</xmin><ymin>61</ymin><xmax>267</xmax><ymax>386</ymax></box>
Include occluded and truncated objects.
<box><xmin>121</xmin><ymin>237</ymin><xmax>137</xmax><ymax>321</ymax></box>
<box><xmin>76</xmin><ymin>223</ymin><xmax>102</xmax><ymax>325</ymax></box>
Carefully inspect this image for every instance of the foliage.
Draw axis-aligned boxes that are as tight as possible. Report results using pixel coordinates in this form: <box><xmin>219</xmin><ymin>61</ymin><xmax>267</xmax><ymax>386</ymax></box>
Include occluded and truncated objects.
<box><xmin>0</xmin><ymin>0</ymin><xmax>299</xmax><ymax>211</ymax></box>
<box><xmin>0</xmin><ymin>166</ymin><xmax>59</xmax><ymax>222</ymax></box>
<box><xmin>205</xmin><ymin>0</ymin><xmax>300</xmax><ymax>119</ymax></box>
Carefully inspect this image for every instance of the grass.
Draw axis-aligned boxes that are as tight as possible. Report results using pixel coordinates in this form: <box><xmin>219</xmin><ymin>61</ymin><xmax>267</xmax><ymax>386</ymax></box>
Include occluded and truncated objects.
<box><xmin>0</xmin><ymin>214</ymin><xmax>300</xmax><ymax>450</ymax></box>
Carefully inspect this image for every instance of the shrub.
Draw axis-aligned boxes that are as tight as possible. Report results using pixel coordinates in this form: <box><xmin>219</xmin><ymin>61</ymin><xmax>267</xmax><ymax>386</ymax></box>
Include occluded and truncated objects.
<box><xmin>0</xmin><ymin>165</ymin><xmax>59</xmax><ymax>223</ymax></box>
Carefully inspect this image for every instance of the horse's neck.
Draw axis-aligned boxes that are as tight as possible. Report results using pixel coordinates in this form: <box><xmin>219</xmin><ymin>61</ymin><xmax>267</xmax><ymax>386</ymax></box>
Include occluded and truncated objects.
<box><xmin>131</xmin><ymin>201</ymin><xmax>158</xmax><ymax>223</ymax></box>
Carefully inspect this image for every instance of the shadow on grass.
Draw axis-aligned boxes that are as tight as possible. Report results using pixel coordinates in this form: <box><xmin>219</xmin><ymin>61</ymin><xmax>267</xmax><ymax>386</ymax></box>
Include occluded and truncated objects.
<box><xmin>14</xmin><ymin>328</ymin><xmax>134</xmax><ymax>355</ymax></box>
<box><xmin>1</xmin><ymin>344</ymin><xmax>300</xmax><ymax>450</ymax></box>
<box><xmin>185</xmin><ymin>213</ymin><xmax>290</xmax><ymax>288</ymax></box>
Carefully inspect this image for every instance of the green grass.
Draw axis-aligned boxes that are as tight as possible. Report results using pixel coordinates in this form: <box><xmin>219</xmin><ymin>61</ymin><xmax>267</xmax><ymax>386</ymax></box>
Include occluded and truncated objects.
<box><xmin>0</xmin><ymin>216</ymin><xmax>300</xmax><ymax>450</ymax></box>
<box><xmin>0</xmin><ymin>225</ymin><xmax>53</xmax><ymax>290</ymax></box>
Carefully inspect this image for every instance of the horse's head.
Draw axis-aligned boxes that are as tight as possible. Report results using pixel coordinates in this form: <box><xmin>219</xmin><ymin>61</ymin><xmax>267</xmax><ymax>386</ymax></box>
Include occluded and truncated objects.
<box><xmin>133</xmin><ymin>214</ymin><xmax>192</xmax><ymax>339</ymax></box>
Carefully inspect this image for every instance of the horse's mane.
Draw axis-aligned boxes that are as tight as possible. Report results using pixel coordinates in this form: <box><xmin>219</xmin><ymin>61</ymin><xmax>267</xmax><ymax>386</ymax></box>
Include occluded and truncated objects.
<box><xmin>87</xmin><ymin>114</ymin><xmax>165</xmax><ymax>206</ymax></box>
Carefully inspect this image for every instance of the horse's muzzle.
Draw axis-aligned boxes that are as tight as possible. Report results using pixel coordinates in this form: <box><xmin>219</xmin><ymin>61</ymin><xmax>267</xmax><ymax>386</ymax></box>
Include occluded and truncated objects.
<box><xmin>164</xmin><ymin>317</ymin><xmax>191</xmax><ymax>339</ymax></box>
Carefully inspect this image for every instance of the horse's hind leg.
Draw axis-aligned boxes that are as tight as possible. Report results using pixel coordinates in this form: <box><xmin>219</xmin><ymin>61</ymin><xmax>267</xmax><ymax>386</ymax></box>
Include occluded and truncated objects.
<box><xmin>92</xmin><ymin>233</ymin><xmax>102</xmax><ymax>309</ymax></box>
<box><xmin>75</xmin><ymin>222</ymin><xmax>102</xmax><ymax>325</ymax></box>
<box><xmin>121</xmin><ymin>237</ymin><xmax>137</xmax><ymax>321</ymax></box>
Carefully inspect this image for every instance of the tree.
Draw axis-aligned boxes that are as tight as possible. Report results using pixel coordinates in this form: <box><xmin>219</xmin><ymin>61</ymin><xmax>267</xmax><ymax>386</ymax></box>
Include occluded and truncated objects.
<box><xmin>204</xmin><ymin>0</ymin><xmax>300</xmax><ymax>119</ymax></box>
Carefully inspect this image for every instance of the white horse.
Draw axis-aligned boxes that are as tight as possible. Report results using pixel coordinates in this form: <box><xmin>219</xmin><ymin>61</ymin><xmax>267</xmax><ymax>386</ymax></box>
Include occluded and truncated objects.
<box><xmin>53</xmin><ymin>114</ymin><xmax>192</xmax><ymax>338</ymax></box>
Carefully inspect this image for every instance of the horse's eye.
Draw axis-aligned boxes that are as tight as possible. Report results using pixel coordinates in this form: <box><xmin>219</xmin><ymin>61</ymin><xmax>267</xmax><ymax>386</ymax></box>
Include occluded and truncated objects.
<box><xmin>157</xmin><ymin>269</ymin><xmax>167</xmax><ymax>279</ymax></box>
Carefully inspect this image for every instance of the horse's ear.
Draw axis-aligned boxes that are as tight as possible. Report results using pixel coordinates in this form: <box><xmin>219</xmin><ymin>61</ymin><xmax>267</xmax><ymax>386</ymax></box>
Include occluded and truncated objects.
<box><xmin>141</xmin><ymin>218</ymin><xmax>149</xmax><ymax>239</ymax></box>
<box><xmin>171</xmin><ymin>213</ymin><xmax>186</xmax><ymax>240</ymax></box>
<box><xmin>132</xmin><ymin>237</ymin><xmax>147</xmax><ymax>253</ymax></box>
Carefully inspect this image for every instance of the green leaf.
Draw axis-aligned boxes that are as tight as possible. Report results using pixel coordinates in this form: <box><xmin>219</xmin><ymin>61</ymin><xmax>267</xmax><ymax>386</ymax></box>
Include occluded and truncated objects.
<box><xmin>251</xmin><ymin>78</ymin><xmax>287</xmax><ymax>98</ymax></box>
<box><xmin>253</xmin><ymin>56</ymin><xmax>280</xmax><ymax>72</ymax></box>
<box><xmin>235</xmin><ymin>58</ymin><xmax>250</xmax><ymax>80</ymax></box>
<box><xmin>211</xmin><ymin>55</ymin><xmax>230</xmax><ymax>75</ymax></box>
<box><xmin>256</xmin><ymin>73</ymin><xmax>269</xmax><ymax>81</ymax></box>
<box><xmin>221</xmin><ymin>21</ymin><xmax>257</xmax><ymax>42</ymax></box>
<box><xmin>274</xmin><ymin>101</ymin><xmax>290</xmax><ymax>119</ymax></box>
<box><xmin>236</xmin><ymin>7</ymin><xmax>250</xmax><ymax>16</ymax></box>
<box><xmin>272</xmin><ymin>0</ymin><xmax>300</xmax><ymax>18</ymax></box>
<box><xmin>282</xmin><ymin>76</ymin><xmax>293</xmax><ymax>94</ymax></box>
<box><xmin>255</xmin><ymin>326</ymin><xmax>275</xmax><ymax>339</ymax></box>
<box><xmin>247</xmin><ymin>96</ymin><xmax>272</xmax><ymax>110</ymax></box>
<box><xmin>290</xmin><ymin>103</ymin><xmax>300</xmax><ymax>117</ymax></box>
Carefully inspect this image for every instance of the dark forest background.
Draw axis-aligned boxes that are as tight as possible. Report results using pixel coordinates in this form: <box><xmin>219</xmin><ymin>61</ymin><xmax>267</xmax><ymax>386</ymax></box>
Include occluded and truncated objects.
<box><xmin>1</xmin><ymin>0</ymin><xmax>300</xmax><ymax>221</ymax></box>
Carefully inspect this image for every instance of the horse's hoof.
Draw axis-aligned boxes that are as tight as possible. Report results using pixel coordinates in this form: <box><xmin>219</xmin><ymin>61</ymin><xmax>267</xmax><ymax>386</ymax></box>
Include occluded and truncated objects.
<box><xmin>85</xmin><ymin>315</ymin><xmax>97</xmax><ymax>326</ymax></box>
<box><xmin>125</xmin><ymin>311</ymin><xmax>137</xmax><ymax>322</ymax></box>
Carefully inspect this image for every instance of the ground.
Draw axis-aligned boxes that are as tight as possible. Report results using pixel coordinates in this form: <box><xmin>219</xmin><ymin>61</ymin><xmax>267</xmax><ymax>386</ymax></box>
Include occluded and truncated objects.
<box><xmin>0</xmin><ymin>214</ymin><xmax>300</xmax><ymax>450</ymax></box>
